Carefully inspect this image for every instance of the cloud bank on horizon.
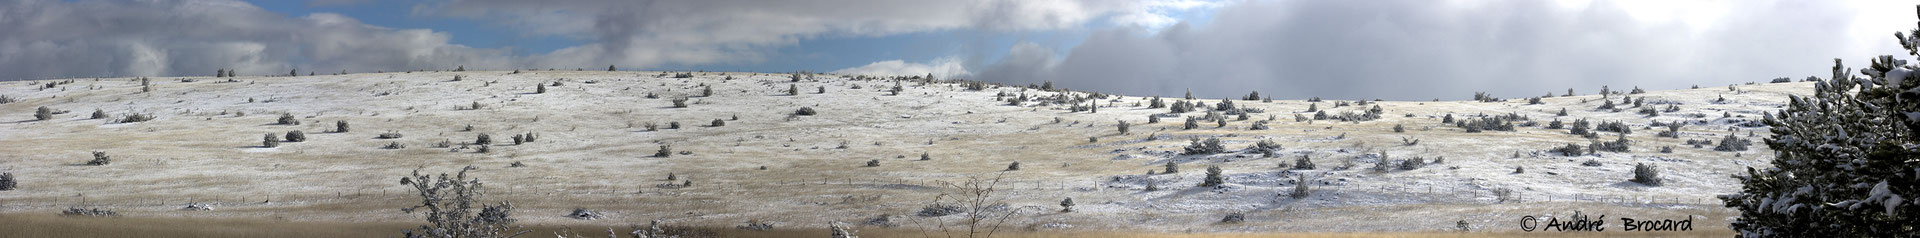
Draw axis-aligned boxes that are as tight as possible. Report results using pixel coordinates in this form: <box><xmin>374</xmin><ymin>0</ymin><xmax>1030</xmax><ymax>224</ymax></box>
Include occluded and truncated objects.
<box><xmin>0</xmin><ymin>0</ymin><xmax>1913</xmax><ymax>100</ymax></box>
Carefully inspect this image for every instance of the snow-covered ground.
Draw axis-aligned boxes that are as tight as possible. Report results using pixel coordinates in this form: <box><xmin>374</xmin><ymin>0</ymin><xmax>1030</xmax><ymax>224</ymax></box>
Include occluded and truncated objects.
<box><xmin>0</xmin><ymin>71</ymin><xmax>1798</xmax><ymax>233</ymax></box>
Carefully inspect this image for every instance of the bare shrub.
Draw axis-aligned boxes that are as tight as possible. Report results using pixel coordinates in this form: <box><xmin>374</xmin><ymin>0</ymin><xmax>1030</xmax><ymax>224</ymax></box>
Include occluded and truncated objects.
<box><xmin>912</xmin><ymin>174</ymin><xmax>1022</xmax><ymax>238</ymax></box>
<box><xmin>399</xmin><ymin>166</ymin><xmax>526</xmax><ymax>238</ymax></box>
<box><xmin>1492</xmin><ymin>188</ymin><xmax>1515</xmax><ymax>203</ymax></box>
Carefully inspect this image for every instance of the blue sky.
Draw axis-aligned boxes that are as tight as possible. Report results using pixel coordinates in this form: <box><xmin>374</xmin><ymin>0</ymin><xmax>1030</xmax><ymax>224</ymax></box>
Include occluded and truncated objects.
<box><xmin>2</xmin><ymin>0</ymin><xmax>1913</xmax><ymax>100</ymax></box>
<box><xmin>242</xmin><ymin>0</ymin><xmax>1197</xmax><ymax>74</ymax></box>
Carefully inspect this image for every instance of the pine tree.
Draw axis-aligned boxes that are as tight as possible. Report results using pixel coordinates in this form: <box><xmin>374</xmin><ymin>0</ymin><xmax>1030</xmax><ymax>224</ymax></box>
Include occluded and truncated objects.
<box><xmin>1200</xmin><ymin>166</ymin><xmax>1225</xmax><ymax>187</ymax></box>
<box><xmin>1721</xmin><ymin>10</ymin><xmax>1920</xmax><ymax>236</ymax></box>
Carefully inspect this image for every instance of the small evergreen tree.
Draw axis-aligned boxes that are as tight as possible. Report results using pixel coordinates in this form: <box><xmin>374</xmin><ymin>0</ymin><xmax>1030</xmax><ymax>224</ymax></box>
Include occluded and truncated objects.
<box><xmin>1200</xmin><ymin>166</ymin><xmax>1225</xmax><ymax>187</ymax></box>
<box><xmin>1164</xmin><ymin>161</ymin><xmax>1179</xmax><ymax>174</ymax></box>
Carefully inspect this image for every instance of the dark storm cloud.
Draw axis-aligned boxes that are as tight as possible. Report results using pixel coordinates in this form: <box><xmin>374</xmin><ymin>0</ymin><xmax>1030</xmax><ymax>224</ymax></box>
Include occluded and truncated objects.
<box><xmin>0</xmin><ymin>0</ymin><xmax>515</xmax><ymax>80</ymax></box>
<box><xmin>976</xmin><ymin>0</ymin><xmax>1913</xmax><ymax>100</ymax></box>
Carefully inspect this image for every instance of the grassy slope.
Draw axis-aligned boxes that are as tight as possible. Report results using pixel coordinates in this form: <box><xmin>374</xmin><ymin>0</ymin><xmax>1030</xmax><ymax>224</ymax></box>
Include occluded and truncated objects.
<box><xmin>0</xmin><ymin>71</ymin><xmax>1799</xmax><ymax>234</ymax></box>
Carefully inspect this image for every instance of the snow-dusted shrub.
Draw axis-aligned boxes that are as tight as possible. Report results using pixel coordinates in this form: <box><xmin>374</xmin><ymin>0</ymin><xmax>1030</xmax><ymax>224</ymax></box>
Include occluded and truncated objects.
<box><xmin>384</xmin><ymin>142</ymin><xmax>406</xmax><ymax>149</ymax></box>
<box><xmin>1630</xmin><ymin>163</ymin><xmax>1661</xmax><ymax>186</ymax></box>
<box><xmin>1398</xmin><ymin>157</ymin><xmax>1426</xmax><ymax>170</ymax></box>
<box><xmin>285</xmin><ymin>130</ymin><xmax>306</xmax><ymax>142</ymax></box>
<box><xmin>654</xmin><ymin>144</ymin><xmax>672</xmax><ymax>157</ymax></box>
<box><xmin>865</xmin><ymin>159</ymin><xmax>880</xmax><ymax>167</ymax></box>
<box><xmin>1393</xmin><ymin>124</ymin><xmax>1405</xmax><ymax>133</ymax></box>
<box><xmin>117</xmin><ymin>113</ymin><xmax>154</xmax><ymax>123</ymax></box>
<box><xmin>335</xmin><ymin>120</ymin><xmax>350</xmax><ymax>133</ymax></box>
<box><xmin>1550</xmin><ymin>143</ymin><xmax>1584</xmax><ymax>156</ymax></box>
<box><xmin>1183</xmin><ymin>137</ymin><xmax>1226</xmax><ymax>155</ymax></box>
<box><xmin>1164</xmin><ymin>161</ymin><xmax>1179</xmax><ymax>174</ymax></box>
<box><xmin>1220</xmin><ymin>213</ymin><xmax>1245</xmax><ymax>224</ymax></box>
<box><xmin>1713</xmin><ymin>134</ymin><xmax>1751</xmax><ymax>151</ymax></box>
<box><xmin>1455</xmin><ymin>117</ymin><xmax>1516</xmax><ymax>132</ymax></box>
<box><xmin>711</xmin><ymin>119</ymin><xmax>725</xmax><ymax>127</ymax></box>
<box><xmin>1594</xmin><ymin>121</ymin><xmax>1630</xmax><ymax>134</ymax></box>
<box><xmin>1183</xmin><ymin>116</ymin><xmax>1199</xmax><ymax>130</ymax></box>
<box><xmin>34</xmin><ymin>106</ymin><xmax>52</xmax><ymax>121</ymax></box>
<box><xmin>1591</xmin><ymin>135</ymin><xmax>1631</xmax><ymax>153</ymax></box>
<box><xmin>1569</xmin><ymin>118</ymin><xmax>1591</xmax><ymax>135</ymax></box>
<box><xmin>916</xmin><ymin>204</ymin><xmax>963</xmax><ymax>217</ymax></box>
<box><xmin>475</xmin><ymin>133</ymin><xmax>491</xmax><ymax>145</ymax></box>
<box><xmin>0</xmin><ymin>172</ymin><xmax>14</xmax><ymax>191</ymax></box>
<box><xmin>1658</xmin><ymin>122</ymin><xmax>1682</xmax><ymax>138</ymax></box>
<box><xmin>263</xmin><ymin>133</ymin><xmax>281</xmax><ymax>148</ymax></box>
<box><xmin>671</xmin><ymin>98</ymin><xmax>688</xmax><ymax>108</ymax></box>
<box><xmin>1006</xmin><ymin>161</ymin><xmax>1021</xmax><ymax>171</ymax></box>
<box><xmin>1116</xmin><ymin>120</ymin><xmax>1129</xmax><ymax>134</ymax></box>
<box><xmin>62</xmin><ymin>208</ymin><xmax>119</xmax><ymax>217</ymax></box>
<box><xmin>1293</xmin><ymin>156</ymin><xmax>1315</xmax><ymax>170</ymax></box>
<box><xmin>794</xmin><ymin>107</ymin><xmax>817</xmax><ymax>116</ymax></box>
<box><xmin>276</xmin><ymin>113</ymin><xmax>299</xmax><ymax>125</ymax></box>
<box><xmin>1290</xmin><ymin>175</ymin><xmax>1311</xmax><ymax>198</ymax></box>
<box><xmin>90</xmin><ymin>109</ymin><xmax>106</xmax><ymax>119</ymax></box>
<box><xmin>378</xmin><ymin>131</ymin><xmax>404</xmax><ymax>139</ymax></box>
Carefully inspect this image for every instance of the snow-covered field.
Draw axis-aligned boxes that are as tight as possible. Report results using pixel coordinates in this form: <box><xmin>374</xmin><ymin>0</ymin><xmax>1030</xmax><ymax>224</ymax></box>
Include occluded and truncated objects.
<box><xmin>0</xmin><ymin>71</ymin><xmax>1798</xmax><ymax>234</ymax></box>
